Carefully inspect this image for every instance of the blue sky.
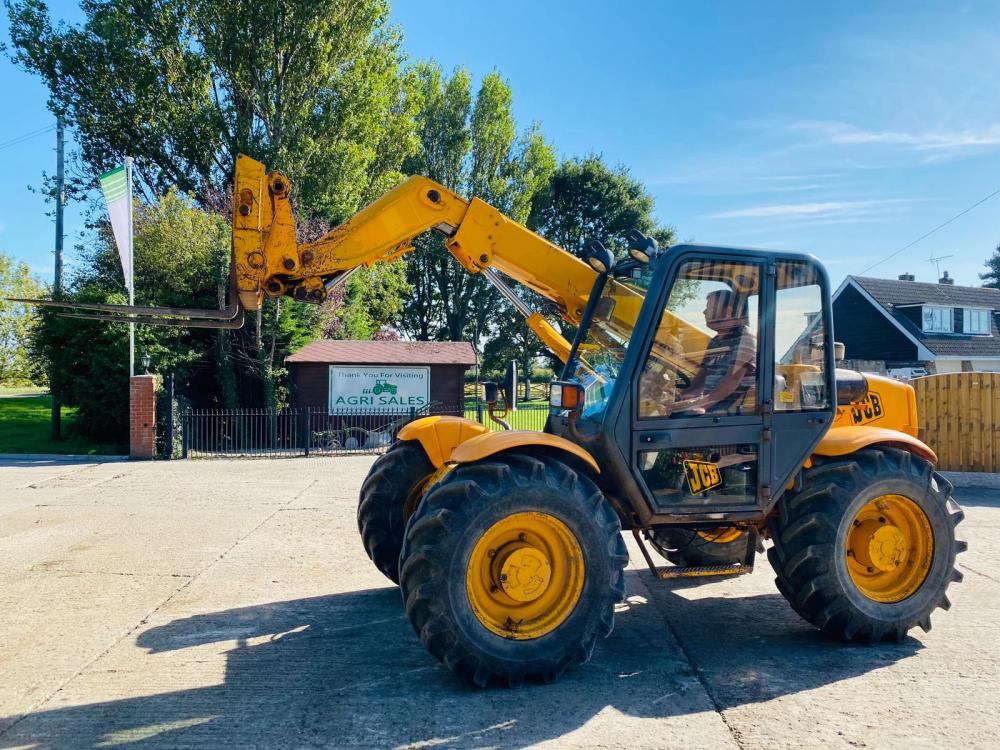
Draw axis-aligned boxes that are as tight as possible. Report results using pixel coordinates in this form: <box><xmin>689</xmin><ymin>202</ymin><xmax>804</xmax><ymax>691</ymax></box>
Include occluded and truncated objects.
<box><xmin>3</xmin><ymin>0</ymin><xmax>1000</xmax><ymax>289</ymax></box>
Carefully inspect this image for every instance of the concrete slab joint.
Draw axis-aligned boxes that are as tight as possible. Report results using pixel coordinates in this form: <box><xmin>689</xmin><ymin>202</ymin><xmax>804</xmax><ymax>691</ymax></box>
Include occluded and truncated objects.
<box><xmin>129</xmin><ymin>375</ymin><xmax>156</xmax><ymax>459</ymax></box>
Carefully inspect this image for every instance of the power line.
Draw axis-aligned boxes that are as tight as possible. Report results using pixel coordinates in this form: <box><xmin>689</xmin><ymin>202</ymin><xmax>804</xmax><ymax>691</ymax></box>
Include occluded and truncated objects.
<box><xmin>859</xmin><ymin>185</ymin><xmax>1000</xmax><ymax>275</ymax></box>
<box><xmin>0</xmin><ymin>124</ymin><xmax>57</xmax><ymax>152</ymax></box>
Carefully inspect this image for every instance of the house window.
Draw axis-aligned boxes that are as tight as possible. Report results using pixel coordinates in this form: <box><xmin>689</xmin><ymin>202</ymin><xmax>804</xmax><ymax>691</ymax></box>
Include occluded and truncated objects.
<box><xmin>922</xmin><ymin>306</ymin><xmax>953</xmax><ymax>333</ymax></box>
<box><xmin>964</xmin><ymin>308</ymin><xmax>991</xmax><ymax>335</ymax></box>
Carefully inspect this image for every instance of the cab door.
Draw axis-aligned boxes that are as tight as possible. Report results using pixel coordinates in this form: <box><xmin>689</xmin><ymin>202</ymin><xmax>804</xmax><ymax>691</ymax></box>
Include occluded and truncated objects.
<box><xmin>626</xmin><ymin>249</ymin><xmax>835</xmax><ymax>520</ymax></box>
<box><xmin>628</xmin><ymin>250</ymin><xmax>772</xmax><ymax>519</ymax></box>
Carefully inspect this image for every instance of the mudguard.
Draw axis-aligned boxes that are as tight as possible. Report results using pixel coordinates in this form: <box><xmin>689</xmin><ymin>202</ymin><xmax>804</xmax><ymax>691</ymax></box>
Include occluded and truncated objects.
<box><xmin>449</xmin><ymin>430</ymin><xmax>601</xmax><ymax>473</ymax></box>
<box><xmin>814</xmin><ymin>425</ymin><xmax>937</xmax><ymax>465</ymax></box>
<box><xmin>397</xmin><ymin>416</ymin><xmax>488</xmax><ymax>468</ymax></box>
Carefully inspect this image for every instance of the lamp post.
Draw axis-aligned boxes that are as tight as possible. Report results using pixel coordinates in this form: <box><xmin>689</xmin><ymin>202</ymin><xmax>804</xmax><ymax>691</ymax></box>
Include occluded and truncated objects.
<box><xmin>141</xmin><ymin>353</ymin><xmax>151</xmax><ymax>374</ymax></box>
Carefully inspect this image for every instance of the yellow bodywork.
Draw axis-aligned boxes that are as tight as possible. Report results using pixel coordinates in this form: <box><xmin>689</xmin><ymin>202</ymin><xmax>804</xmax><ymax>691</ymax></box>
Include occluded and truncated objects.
<box><xmin>232</xmin><ymin>155</ymin><xmax>594</xmax><ymax>354</ymax></box>
<box><xmin>450</xmin><ymin>430</ymin><xmax>601</xmax><ymax>474</ymax></box>
<box><xmin>815</xmin><ymin>373</ymin><xmax>935</xmax><ymax>463</ymax></box>
<box><xmin>397</xmin><ymin>416</ymin><xmax>488</xmax><ymax>468</ymax></box>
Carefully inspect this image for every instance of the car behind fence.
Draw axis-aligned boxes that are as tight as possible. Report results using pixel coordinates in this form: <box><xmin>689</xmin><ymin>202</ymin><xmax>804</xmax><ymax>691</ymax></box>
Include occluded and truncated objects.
<box><xmin>179</xmin><ymin>401</ymin><xmax>550</xmax><ymax>458</ymax></box>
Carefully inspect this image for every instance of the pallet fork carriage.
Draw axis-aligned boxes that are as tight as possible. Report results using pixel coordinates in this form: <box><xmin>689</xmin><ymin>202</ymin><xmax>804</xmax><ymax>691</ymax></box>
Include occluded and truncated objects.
<box><xmin>16</xmin><ymin>154</ymin><xmax>965</xmax><ymax>686</ymax></box>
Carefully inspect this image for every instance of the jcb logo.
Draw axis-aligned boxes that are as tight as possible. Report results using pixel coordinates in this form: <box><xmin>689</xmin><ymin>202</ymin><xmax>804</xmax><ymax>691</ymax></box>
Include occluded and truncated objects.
<box><xmin>683</xmin><ymin>460</ymin><xmax>722</xmax><ymax>495</ymax></box>
<box><xmin>850</xmin><ymin>393</ymin><xmax>884</xmax><ymax>425</ymax></box>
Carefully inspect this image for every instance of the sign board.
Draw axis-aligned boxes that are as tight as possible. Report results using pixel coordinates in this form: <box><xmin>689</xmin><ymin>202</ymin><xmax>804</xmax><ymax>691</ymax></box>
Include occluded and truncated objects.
<box><xmin>328</xmin><ymin>365</ymin><xmax>430</xmax><ymax>413</ymax></box>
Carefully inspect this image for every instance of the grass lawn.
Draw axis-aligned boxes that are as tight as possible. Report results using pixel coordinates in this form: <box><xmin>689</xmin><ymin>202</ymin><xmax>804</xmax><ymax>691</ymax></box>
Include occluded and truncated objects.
<box><xmin>463</xmin><ymin>399</ymin><xmax>549</xmax><ymax>432</ymax></box>
<box><xmin>0</xmin><ymin>386</ymin><xmax>48</xmax><ymax>397</ymax></box>
<box><xmin>0</xmin><ymin>396</ymin><xmax>125</xmax><ymax>455</ymax></box>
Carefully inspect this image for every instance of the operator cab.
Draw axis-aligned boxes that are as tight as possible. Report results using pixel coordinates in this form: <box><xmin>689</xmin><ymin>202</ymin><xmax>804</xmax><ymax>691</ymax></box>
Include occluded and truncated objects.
<box><xmin>549</xmin><ymin>242</ymin><xmax>837</xmax><ymax>525</ymax></box>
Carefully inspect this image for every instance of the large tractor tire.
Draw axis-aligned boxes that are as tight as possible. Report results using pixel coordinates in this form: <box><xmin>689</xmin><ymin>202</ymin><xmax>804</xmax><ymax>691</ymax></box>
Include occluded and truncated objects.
<box><xmin>648</xmin><ymin>527</ymin><xmax>751</xmax><ymax>567</ymax></box>
<box><xmin>358</xmin><ymin>440</ymin><xmax>435</xmax><ymax>584</ymax></box>
<box><xmin>399</xmin><ymin>452</ymin><xmax>628</xmax><ymax>687</ymax></box>
<box><xmin>768</xmin><ymin>447</ymin><xmax>965</xmax><ymax>643</ymax></box>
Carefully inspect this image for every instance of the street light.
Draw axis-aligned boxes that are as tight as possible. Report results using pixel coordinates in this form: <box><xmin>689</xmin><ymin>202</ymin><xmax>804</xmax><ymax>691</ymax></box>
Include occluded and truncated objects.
<box><xmin>141</xmin><ymin>353</ymin><xmax>151</xmax><ymax>374</ymax></box>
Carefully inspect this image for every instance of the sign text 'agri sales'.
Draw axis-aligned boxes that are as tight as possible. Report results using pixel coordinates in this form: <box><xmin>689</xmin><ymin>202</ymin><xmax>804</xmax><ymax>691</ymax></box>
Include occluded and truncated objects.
<box><xmin>328</xmin><ymin>366</ymin><xmax>430</xmax><ymax>413</ymax></box>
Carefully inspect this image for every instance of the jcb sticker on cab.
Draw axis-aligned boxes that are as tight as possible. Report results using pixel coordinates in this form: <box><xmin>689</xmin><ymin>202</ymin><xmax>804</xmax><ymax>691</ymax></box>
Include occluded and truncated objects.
<box><xmin>850</xmin><ymin>393</ymin><xmax>884</xmax><ymax>425</ymax></box>
<box><xmin>683</xmin><ymin>460</ymin><xmax>722</xmax><ymax>494</ymax></box>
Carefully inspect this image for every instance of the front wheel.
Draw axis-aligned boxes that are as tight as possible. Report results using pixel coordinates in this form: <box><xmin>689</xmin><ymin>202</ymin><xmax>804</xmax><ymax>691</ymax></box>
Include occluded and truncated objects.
<box><xmin>768</xmin><ymin>447</ymin><xmax>965</xmax><ymax>642</ymax></box>
<box><xmin>399</xmin><ymin>453</ymin><xmax>628</xmax><ymax>686</ymax></box>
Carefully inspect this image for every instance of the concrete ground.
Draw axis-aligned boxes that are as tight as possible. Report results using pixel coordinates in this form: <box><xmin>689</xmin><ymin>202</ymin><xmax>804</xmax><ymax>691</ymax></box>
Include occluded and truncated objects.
<box><xmin>0</xmin><ymin>456</ymin><xmax>996</xmax><ymax>750</ymax></box>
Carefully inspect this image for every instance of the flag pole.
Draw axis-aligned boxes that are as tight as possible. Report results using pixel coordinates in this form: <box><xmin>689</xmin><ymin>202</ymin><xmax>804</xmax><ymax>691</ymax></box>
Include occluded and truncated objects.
<box><xmin>126</xmin><ymin>156</ymin><xmax>134</xmax><ymax>377</ymax></box>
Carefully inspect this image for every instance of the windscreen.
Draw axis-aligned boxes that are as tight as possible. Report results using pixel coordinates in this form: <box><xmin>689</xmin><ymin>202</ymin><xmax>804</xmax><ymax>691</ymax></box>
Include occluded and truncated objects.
<box><xmin>560</xmin><ymin>268</ymin><xmax>649</xmax><ymax>419</ymax></box>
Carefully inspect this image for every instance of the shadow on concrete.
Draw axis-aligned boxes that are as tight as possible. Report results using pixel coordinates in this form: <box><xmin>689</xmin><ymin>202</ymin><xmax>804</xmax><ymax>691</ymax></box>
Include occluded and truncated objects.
<box><xmin>951</xmin><ymin>487</ymin><xmax>1000</xmax><ymax>508</ymax></box>
<box><xmin>0</xmin><ymin>571</ymin><xmax>922</xmax><ymax>749</ymax></box>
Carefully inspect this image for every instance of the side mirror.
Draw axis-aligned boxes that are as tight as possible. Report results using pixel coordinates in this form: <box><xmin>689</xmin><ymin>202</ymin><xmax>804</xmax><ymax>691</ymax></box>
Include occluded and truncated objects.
<box><xmin>483</xmin><ymin>381</ymin><xmax>499</xmax><ymax>403</ymax></box>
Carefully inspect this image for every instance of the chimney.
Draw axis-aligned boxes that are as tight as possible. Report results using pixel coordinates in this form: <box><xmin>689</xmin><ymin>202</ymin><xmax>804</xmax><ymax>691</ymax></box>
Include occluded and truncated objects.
<box><xmin>939</xmin><ymin>270</ymin><xmax>954</xmax><ymax>285</ymax></box>
<box><xmin>898</xmin><ymin>272</ymin><xmax>915</xmax><ymax>281</ymax></box>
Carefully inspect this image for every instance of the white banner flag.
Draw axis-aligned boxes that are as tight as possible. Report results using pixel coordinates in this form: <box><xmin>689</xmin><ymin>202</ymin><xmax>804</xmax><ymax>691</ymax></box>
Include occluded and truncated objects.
<box><xmin>98</xmin><ymin>165</ymin><xmax>132</xmax><ymax>290</ymax></box>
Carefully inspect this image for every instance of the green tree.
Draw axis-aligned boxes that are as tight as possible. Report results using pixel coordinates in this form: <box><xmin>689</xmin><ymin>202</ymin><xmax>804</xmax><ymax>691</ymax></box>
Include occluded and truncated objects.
<box><xmin>528</xmin><ymin>155</ymin><xmax>675</xmax><ymax>258</ymax></box>
<box><xmin>7</xmin><ymin>0</ymin><xmax>421</xmax><ymax>409</ymax></box>
<box><xmin>33</xmin><ymin>189</ymin><xmax>233</xmax><ymax>439</ymax></box>
<box><xmin>482</xmin><ymin>155</ymin><xmax>677</xmax><ymax>378</ymax></box>
<box><xmin>0</xmin><ymin>252</ymin><xmax>43</xmax><ymax>385</ymax></box>
<box><xmin>6</xmin><ymin>0</ymin><xmax>418</xmax><ymax>223</ymax></box>
<box><xmin>981</xmin><ymin>243</ymin><xmax>1000</xmax><ymax>288</ymax></box>
<box><xmin>399</xmin><ymin>64</ymin><xmax>556</xmax><ymax>345</ymax></box>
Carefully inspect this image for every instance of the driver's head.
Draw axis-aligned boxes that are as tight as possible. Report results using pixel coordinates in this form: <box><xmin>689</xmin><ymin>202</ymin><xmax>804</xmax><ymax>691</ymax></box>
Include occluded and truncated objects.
<box><xmin>704</xmin><ymin>289</ymin><xmax>748</xmax><ymax>332</ymax></box>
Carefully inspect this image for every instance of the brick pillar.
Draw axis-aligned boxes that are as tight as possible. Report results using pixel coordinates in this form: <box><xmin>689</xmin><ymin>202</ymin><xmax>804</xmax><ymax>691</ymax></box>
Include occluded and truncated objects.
<box><xmin>130</xmin><ymin>375</ymin><xmax>156</xmax><ymax>459</ymax></box>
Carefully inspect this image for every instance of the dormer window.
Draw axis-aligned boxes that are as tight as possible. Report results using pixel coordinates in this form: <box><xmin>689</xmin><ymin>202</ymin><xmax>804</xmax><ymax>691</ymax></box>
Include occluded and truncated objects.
<box><xmin>964</xmin><ymin>308</ymin><xmax>991</xmax><ymax>335</ymax></box>
<box><xmin>922</xmin><ymin>306</ymin><xmax>953</xmax><ymax>333</ymax></box>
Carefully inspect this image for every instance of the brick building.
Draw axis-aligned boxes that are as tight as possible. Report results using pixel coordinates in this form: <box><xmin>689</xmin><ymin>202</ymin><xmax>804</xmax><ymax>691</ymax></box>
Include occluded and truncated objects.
<box><xmin>285</xmin><ymin>340</ymin><xmax>477</xmax><ymax>410</ymax></box>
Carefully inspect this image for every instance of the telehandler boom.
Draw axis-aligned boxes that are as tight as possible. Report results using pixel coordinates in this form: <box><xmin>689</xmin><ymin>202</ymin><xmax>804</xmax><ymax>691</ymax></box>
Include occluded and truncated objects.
<box><xmin>20</xmin><ymin>155</ymin><xmax>965</xmax><ymax>687</ymax></box>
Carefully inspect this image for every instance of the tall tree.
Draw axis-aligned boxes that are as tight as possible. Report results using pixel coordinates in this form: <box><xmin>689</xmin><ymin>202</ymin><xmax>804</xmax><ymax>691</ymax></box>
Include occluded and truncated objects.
<box><xmin>6</xmin><ymin>0</ymin><xmax>419</xmax><ymax>223</ymax></box>
<box><xmin>7</xmin><ymin>0</ymin><xmax>421</xmax><ymax>409</ymax></box>
<box><xmin>981</xmin><ymin>243</ymin><xmax>1000</xmax><ymax>288</ymax></box>
<box><xmin>398</xmin><ymin>63</ymin><xmax>555</xmax><ymax>345</ymax></box>
<box><xmin>528</xmin><ymin>155</ymin><xmax>675</xmax><ymax>258</ymax></box>
<box><xmin>0</xmin><ymin>252</ymin><xmax>43</xmax><ymax>385</ymax></box>
<box><xmin>33</xmin><ymin>189</ymin><xmax>233</xmax><ymax>439</ymax></box>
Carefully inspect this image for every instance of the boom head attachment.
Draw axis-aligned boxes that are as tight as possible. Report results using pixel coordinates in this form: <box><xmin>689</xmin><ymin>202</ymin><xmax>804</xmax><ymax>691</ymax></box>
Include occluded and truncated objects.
<box><xmin>6</xmin><ymin>154</ymin><xmax>305</xmax><ymax>329</ymax></box>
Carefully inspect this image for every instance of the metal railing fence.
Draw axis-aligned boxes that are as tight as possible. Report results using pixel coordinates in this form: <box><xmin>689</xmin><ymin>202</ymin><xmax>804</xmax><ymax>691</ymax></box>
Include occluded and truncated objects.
<box><xmin>180</xmin><ymin>399</ymin><xmax>553</xmax><ymax>458</ymax></box>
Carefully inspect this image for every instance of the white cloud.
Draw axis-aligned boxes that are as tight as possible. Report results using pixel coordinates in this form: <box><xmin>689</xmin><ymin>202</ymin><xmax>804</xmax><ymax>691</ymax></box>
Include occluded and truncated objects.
<box><xmin>705</xmin><ymin>199</ymin><xmax>913</xmax><ymax>220</ymax></box>
<box><xmin>791</xmin><ymin>120</ymin><xmax>1000</xmax><ymax>152</ymax></box>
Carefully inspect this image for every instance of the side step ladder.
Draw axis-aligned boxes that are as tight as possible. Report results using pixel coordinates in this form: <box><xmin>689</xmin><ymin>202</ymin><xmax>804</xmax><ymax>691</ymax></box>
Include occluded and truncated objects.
<box><xmin>631</xmin><ymin>528</ymin><xmax>758</xmax><ymax>579</ymax></box>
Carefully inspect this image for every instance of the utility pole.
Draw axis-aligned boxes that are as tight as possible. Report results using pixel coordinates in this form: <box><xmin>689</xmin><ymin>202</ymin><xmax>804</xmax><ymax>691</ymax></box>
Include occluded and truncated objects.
<box><xmin>51</xmin><ymin>116</ymin><xmax>64</xmax><ymax>440</ymax></box>
<box><xmin>126</xmin><ymin>156</ymin><xmax>135</xmax><ymax>376</ymax></box>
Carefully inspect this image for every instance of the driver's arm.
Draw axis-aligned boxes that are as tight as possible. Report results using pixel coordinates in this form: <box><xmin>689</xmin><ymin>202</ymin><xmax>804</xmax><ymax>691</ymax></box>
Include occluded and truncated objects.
<box><xmin>673</xmin><ymin>330</ymin><xmax>756</xmax><ymax>414</ymax></box>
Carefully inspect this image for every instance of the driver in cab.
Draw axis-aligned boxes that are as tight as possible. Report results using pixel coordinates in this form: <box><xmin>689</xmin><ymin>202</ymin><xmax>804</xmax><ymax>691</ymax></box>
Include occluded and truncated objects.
<box><xmin>671</xmin><ymin>289</ymin><xmax>757</xmax><ymax>416</ymax></box>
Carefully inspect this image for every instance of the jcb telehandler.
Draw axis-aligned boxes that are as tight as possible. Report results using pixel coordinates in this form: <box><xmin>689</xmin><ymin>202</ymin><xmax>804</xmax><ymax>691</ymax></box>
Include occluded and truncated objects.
<box><xmin>23</xmin><ymin>155</ymin><xmax>965</xmax><ymax>687</ymax></box>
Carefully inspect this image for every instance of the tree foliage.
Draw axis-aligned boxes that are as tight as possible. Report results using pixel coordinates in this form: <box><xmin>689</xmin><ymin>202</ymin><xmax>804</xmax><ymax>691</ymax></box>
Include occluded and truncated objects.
<box><xmin>981</xmin><ymin>243</ymin><xmax>1000</xmax><ymax>289</ymax></box>
<box><xmin>6</xmin><ymin>0</ymin><xmax>419</xmax><ymax>222</ymax></box>
<box><xmin>481</xmin><ymin>155</ymin><xmax>676</xmax><ymax>378</ymax></box>
<box><xmin>34</xmin><ymin>189</ymin><xmax>233</xmax><ymax>438</ymax></box>
<box><xmin>398</xmin><ymin>63</ymin><xmax>556</xmax><ymax>345</ymax></box>
<box><xmin>0</xmin><ymin>252</ymin><xmax>43</xmax><ymax>385</ymax></box>
<box><xmin>528</xmin><ymin>155</ymin><xmax>675</xmax><ymax>257</ymax></box>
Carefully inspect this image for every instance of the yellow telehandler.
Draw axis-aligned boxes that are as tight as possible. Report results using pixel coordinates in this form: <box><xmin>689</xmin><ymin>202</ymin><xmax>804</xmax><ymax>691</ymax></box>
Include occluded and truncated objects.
<box><xmin>23</xmin><ymin>155</ymin><xmax>965</xmax><ymax>687</ymax></box>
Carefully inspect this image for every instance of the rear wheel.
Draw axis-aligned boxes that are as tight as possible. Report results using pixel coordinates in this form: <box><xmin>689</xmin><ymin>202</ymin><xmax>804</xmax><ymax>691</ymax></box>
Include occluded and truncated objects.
<box><xmin>768</xmin><ymin>447</ymin><xmax>965</xmax><ymax>642</ymax></box>
<box><xmin>399</xmin><ymin>453</ymin><xmax>628</xmax><ymax>686</ymax></box>
<box><xmin>648</xmin><ymin>527</ymin><xmax>751</xmax><ymax>566</ymax></box>
<box><xmin>357</xmin><ymin>440</ymin><xmax>435</xmax><ymax>583</ymax></box>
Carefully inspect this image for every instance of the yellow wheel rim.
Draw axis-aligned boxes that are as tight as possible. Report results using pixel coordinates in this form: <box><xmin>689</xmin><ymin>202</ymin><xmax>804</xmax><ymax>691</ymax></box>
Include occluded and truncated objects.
<box><xmin>697</xmin><ymin>528</ymin><xmax>743</xmax><ymax>544</ymax></box>
<box><xmin>846</xmin><ymin>494</ymin><xmax>933</xmax><ymax>603</ymax></box>
<box><xmin>466</xmin><ymin>512</ymin><xmax>585</xmax><ymax>640</ymax></box>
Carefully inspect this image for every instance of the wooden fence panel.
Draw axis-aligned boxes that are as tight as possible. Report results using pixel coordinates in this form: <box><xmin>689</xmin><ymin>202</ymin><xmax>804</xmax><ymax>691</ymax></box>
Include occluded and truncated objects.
<box><xmin>914</xmin><ymin>372</ymin><xmax>1000</xmax><ymax>472</ymax></box>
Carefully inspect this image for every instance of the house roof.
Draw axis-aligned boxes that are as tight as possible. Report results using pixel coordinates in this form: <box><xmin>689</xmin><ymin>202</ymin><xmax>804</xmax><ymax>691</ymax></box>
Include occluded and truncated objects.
<box><xmin>285</xmin><ymin>340</ymin><xmax>477</xmax><ymax>365</ymax></box>
<box><xmin>852</xmin><ymin>276</ymin><xmax>1000</xmax><ymax>310</ymax></box>
<box><xmin>838</xmin><ymin>276</ymin><xmax>1000</xmax><ymax>358</ymax></box>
